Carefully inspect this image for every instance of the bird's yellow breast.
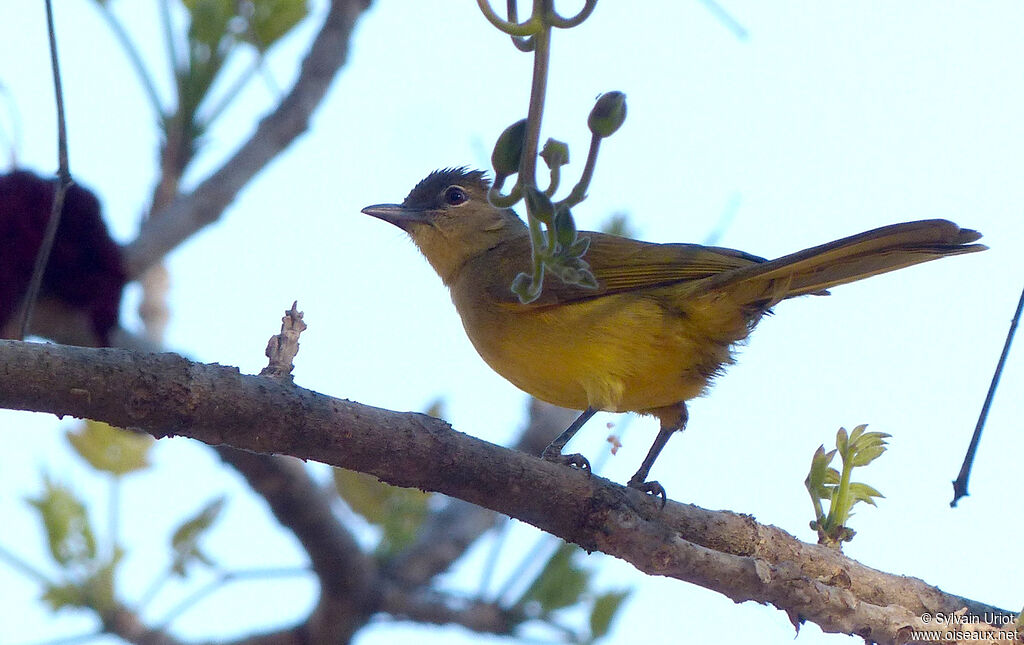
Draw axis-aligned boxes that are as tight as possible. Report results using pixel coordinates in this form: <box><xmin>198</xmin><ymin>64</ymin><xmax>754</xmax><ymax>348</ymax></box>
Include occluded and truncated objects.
<box><xmin>449</xmin><ymin>270</ymin><xmax>753</xmax><ymax>414</ymax></box>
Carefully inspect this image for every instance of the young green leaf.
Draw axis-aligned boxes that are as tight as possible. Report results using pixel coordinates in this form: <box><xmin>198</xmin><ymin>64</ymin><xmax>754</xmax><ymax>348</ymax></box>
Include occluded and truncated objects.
<box><xmin>589</xmin><ymin>590</ymin><xmax>630</xmax><ymax>640</ymax></box>
<box><xmin>41</xmin><ymin>582</ymin><xmax>88</xmax><ymax>611</ymax></box>
<box><xmin>332</xmin><ymin>468</ymin><xmax>430</xmax><ymax>556</ymax></box>
<box><xmin>807</xmin><ymin>425</ymin><xmax>888</xmax><ymax>548</ymax></box>
<box><xmin>847</xmin><ymin>430</ymin><xmax>891</xmax><ymax>468</ymax></box>
<box><xmin>247</xmin><ymin>0</ymin><xmax>309</xmax><ymax>51</ymax></box>
<box><xmin>848</xmin><ymin>482</ymin><xmax>885</xmax><ymax>507</ymax></box>
<box><xmin>518</xmin><ymin>543</ymin><xmax>590</xmax><ymax>614</ymax></box>
<box><xmin>183</xmin><ymin>0</ymin><xmax>233</xmax><ymax>50</ymax></box>
<box><xmin>28</xmin><ymin>477</ymin><xmax>97</xmax><ymax>567</ymax></box>
<box><xmin>170</xmin><ymin>497</ymin><xmax>225</xmax><ymax>576</ymax></box>
<box><xmin>805</xmin><ymin>445</ymin><xmax>837</xmax><ymax>501</ymax></box>
<box><xmin>66</xmin><ymin>420</ymin><xmax>154</xmax><ymax>476</ymax></box>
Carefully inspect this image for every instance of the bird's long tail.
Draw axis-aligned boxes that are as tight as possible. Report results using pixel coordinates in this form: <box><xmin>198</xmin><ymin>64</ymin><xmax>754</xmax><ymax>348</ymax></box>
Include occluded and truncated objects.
<box><xmin>712</xmin><ymin>219</ymin><xmax>986</xmax><ymax>305</ymax></box>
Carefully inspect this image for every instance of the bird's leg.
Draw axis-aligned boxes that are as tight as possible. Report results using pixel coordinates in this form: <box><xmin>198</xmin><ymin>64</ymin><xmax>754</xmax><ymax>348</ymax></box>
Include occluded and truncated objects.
<box><xmin>628</xmin><ymin>403</ymin><xmax>688</xmax><ymax>507</ymax></box>
<box><xmin>541</xmin><ymin>407</ymin><xmax>597</xmax><ymax>474</ymax></box>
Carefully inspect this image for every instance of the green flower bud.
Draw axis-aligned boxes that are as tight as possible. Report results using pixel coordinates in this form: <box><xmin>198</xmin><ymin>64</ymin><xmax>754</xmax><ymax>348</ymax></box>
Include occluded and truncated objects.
<box><xmin>540</xmin><ymin>138</ymin><xmax>570</xmax><ymax>169</ymax></box>
<box><xmin>524</xmin><ymin>186</ymin><xmax>555</xmax><ymax>225</ymax></box>
<box><xmin>554</xmin><ymin>207</ymin><xmax>577</xmax><ymax>249</ymax></box>
<box><xmin>491</xmin><ymin>119</ymin><xmax>528</xmax><ymax>176</ymax></box>
<box><xmin>588</xmin><ymin>91</ymin><xmax>627</xmax><ymax>138</ymax></box>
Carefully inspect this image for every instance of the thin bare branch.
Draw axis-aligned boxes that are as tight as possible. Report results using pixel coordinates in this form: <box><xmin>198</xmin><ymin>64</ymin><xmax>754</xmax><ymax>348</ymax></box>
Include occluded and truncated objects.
<box><xmin>95</xmin><ymin>2</ymin><xmax>164</xmax><ymax>116</ymax></box>
<box><xmin>121</xmin><ymin>0</ymin><xmax>372</xmax><ymax>279</ymax></box>
<box><xmin>19</xmin><ymin>0</ymin><xmax>72</xmax><ymax>340</ymax></box>
<box><xmin>380</xmin><ymin>586</ymin><xmax>519</xmax><ymax>634</ymax></box>
<box><xmin>951</xmin><ymin>283</ymin><xmax>1024</xmax><ymax>506</ymax></box>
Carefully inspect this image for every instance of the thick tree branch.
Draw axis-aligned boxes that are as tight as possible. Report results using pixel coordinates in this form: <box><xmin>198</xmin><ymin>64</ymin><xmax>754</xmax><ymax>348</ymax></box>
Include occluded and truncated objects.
<box><xmin>384</xmin><ymin>399</ymin><xmax>577</xmax><ymax>587</ymax></box>
<box><xmin>120</xmin><ymin>0</ymin><xmax>372</xmax><ymax>279</ymax></box>
<box><xmin>0</xmin><ymin>340</ymin><xmax>1014</xmax><ymax>645</ymax></box>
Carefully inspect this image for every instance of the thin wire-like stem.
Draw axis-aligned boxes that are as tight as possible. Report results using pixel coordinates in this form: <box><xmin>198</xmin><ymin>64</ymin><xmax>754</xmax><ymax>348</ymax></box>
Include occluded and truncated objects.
<box><xmin>477</xmin><ymin>518</ymin><xmax>510</xmax><ymax>598</ymax></box>
<box><xmin>12</xmin><ymin>630</ymin><xmax>103</xmax><ymax>645</ymax></box>
<box><xmin>506</xmin><ymin>0</ymin><xmax>536</xmax><ymax>51</ymax></box>
<box><xmin>488</xmin><ymin>183</ymin><xmax>523</xmax><ymax>208</ymax></box>
<box><xmin>159</xmin><ymin>0</ymin><xmax>181</xmax><ymax>77</ymax></box>
<box><xmin>137</xmin><ymin>564</ymin><xmax>175</xmax><ymax>610</ymax></box>
<box><xmin>495</xmin><ymin>534</ymin><xmax>559</xmax><ymax>604</ymax></box>
<box><xmin>18</xmin><ymin>0</ymin><xmax>72</xmax><ymax>341</ymax></box>
<box><xmin>108</xmin><ymin>476</ymin><xmax>121</xmax><ymax>559</ymax></box>
<box><xmin>477</xmin><ymin>0</ymin><xmax>540</xmax><ymax>36</ymax></box>
<box><xmin>257</xmin><ymin>55</ymin><xmax>283</xmax><ymax>98</ymax></box>
<box><xmin>156</xmin><ymin>566</ymin><xmax>311</xmax><ymax>628</ymax></box>
<box><xmin>512</xmin><ymin>4</ymin><xmax>554</xmax><ymax>298</ymax></box>
<box><xmin>0</xmin><ymin>543</ymin><xmax>52</xmax><ymax>585</ymax></box>
<box><xmin>543</xmin><ymin>164</ymin><xmax>560</xmax><ymax>196</ymax></box>
<box><xmin>512</xmin><ymin>36</ymin><xmax>536</xmax><ymax>52</ymax></box>
<box><xmin>518</xmin><ymin>20</ymin><xmax>549</xmax><ymax>188</ymax></box>
<box><xmin>695</xmin><ymin>0</ymin><xmax>749</xmax><ymax>41</ymax></box>
<box><xmin>95</xmin><ymin>3</ymin><xmax>164</xmax><ymax>115</ymax></box>
<box><xmin>951</xmin><ymin>284</ymin><xmax>1023</xmax><ymax>507</ymax></box>
<box><xmin>561</xmin><ymin>133</ymin><xmax>600</xmax><ymax>208</ymax></box>
<box><xmin>546</xmin><ymin>0</ymin><xmax>598</xmax><ymax>29</ymax></box>
<box><xmin>201</xmin><ymin>53</ymin><xmax>265</xmax><ymax>125</ymax></box>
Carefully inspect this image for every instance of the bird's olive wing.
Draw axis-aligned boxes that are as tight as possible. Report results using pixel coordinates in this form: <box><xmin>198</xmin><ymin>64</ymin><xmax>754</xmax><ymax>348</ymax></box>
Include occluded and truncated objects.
<box><xmin>486</xmin><ymin>232</ymin><xmax>766</xmax><ymax>308</ymax></box>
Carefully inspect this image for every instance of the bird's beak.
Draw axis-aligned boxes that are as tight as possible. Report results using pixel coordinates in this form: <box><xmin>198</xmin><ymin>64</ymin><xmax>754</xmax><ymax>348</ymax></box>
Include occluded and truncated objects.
<box><xmin>361</xmin><ymin>204</ymin><xmax>429</xmax><ymax>230</ymax></box>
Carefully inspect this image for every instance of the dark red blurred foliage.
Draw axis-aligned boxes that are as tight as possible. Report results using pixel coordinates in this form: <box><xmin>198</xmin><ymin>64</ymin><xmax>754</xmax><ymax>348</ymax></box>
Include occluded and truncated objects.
<box><xmin>0</xmin><ymin>170</ymin><xmax>126</xmax><ymax>345</ymax></box>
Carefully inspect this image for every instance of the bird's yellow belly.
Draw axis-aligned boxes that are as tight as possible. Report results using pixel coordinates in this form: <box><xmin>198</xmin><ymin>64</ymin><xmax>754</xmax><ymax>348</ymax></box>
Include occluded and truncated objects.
<box><xmin>453</xmin><ymin>289</ymin><xmax>744</xmax><ymax>414</ymax></box>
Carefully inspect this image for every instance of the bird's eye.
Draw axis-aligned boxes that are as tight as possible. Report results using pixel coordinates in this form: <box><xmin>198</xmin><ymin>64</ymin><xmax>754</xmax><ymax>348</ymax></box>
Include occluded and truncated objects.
<box><xmin>443</xmin><ymin>186</ymin><xmax>468</xmax><ymax>206</ymax></box>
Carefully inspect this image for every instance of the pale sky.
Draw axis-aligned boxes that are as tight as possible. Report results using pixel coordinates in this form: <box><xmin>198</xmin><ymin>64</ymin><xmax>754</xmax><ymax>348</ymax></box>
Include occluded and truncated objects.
<box><xmin>0</xmin><ymin>2</ymin><xmax>1021</xmax><ymax>644</ymax></box>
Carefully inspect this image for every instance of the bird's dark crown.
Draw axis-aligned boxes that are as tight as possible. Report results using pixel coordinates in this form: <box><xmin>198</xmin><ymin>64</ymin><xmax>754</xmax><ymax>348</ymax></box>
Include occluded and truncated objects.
<box><xmin>401</xmin><ymin>167</ymin><xmax>490</xmax><ymax>210</ymax></box>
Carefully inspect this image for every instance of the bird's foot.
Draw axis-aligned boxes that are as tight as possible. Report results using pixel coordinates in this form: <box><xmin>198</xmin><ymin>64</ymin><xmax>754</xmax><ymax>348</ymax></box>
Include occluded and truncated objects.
<box><xmin>627</xmin><ymin>477</ymin><xmax>667</xmax><ymax>508</ymax></box>
<box><xmin>541</xmin><ymin>447</ymin><xmax>591</xmax><ymax>475</ymax></box>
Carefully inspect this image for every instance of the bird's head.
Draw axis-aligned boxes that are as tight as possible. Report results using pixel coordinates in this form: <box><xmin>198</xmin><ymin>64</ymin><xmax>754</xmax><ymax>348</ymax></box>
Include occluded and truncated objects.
<box><xmin>362</xmin><ymin>167</ymin><xmax>526</xmax><ymax>284</ymax></box>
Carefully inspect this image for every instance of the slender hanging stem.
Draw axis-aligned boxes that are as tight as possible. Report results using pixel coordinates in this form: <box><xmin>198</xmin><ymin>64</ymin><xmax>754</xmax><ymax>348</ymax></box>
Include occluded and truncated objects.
<box><xmin>518</xmin><ymin>18</ymin><xmax>550</xmax><ymax>188</ymax></box>
<box><xmin>95</xmin><ymin>3</ymin><xmax>164</xmax><ymax>115</ymax></box>
<box><xmin>477</xmin><ymin>0</ymin><xmax>540</xmax><ymax>36</ymax></box>
<box><xmin>18</xmin><ymin>0</ymin><xmax>72</xmax><ymax>341</ymax></box>
<box><xmin>546</xmin><ymin>0</ymin><xmax>599</xmax><ymax>28</ymax></box>
<box><xmin>506</xmin><ymin>0</ymin><xmax>535</xmax><ymax>51</ymax></box>
<box><xmin>0</xmin><ymin>543</ymin><xmax>52</xmax><ymax>585</ymax></box>
<box><xmin>561</xmin><ymin>133</ymin><xmax>601</xmax><ymax>208</ymax></box>
<box><xmin>159</xmin><ymin>0</ymin><xmax>181</xmax><ymax>76</ymax></box>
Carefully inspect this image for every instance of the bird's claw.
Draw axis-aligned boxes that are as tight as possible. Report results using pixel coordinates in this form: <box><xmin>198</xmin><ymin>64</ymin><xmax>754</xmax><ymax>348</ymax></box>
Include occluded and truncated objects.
<box><xmin>628</xmin><ymin>479</ymin><xmax>667</xmax><ymax>508</ymax></box>
<box><xmin>541</xmin><ymin>449</ymin><xmax>592</xmax><ymax>475</ymax></box>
